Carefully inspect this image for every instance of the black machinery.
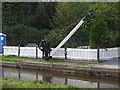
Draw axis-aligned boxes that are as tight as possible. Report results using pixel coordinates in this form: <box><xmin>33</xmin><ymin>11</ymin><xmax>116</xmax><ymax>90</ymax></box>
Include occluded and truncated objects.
<box><xmin>38</xmin><ymin>40</ymin><xmax>52</xmax><ymax>60</ymax></box>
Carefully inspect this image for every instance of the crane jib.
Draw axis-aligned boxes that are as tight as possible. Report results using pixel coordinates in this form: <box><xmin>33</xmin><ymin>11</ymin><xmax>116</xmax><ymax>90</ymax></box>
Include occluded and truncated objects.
<box><xmin>51</xmin><ymin>13</ymin><xmax>91</xmax><ymax>56</ymax></box>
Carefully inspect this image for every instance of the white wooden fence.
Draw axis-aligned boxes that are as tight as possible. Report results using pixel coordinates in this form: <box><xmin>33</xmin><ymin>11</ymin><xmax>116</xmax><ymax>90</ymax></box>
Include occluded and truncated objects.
<box><xmin>3</xmin><ymin>46</ymin><xmax>120</xmax><ymax>60</ymax></box>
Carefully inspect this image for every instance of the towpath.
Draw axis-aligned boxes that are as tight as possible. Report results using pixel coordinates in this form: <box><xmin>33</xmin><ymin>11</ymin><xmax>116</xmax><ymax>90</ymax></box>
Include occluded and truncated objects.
<box><xmin>96</xmin><ymin>59</ymin><xmax>120</xmax><ymax>69</ymax></box>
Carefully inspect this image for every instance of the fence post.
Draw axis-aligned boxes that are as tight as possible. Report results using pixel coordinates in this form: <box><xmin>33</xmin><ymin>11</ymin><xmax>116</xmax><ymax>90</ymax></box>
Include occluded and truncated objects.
<box><xmin>65</xmin><ymin>48</ymin><xmax>67</xmax><ymax>59</ymax></box>
<box><xmin>2</xmin><ymin>49</ymin><xmax>4</xmax><ymax>56</ymax></box>
<box><xmin>97</xmin><ymin>48</ymin><xmax>100</xmax><ymax>62</ymax></box>
<box><xmin>2</xmin><ymin>46</ymin><xmax>4</xmax><ymax>56</ymax></box>
<box><xmin>18</xmin><ymin>45</ymin><xmax>20</xmax><ymax>57</ymax></box>
<box><xmin>36</xmin><ymin>46</ymin><xmax>38</xmax><ymax>59</ymax></box>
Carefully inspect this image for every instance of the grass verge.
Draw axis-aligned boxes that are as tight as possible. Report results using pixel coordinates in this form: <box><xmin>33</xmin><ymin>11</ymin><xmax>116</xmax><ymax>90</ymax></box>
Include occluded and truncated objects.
<box><xmin>1</xmin><ymin>55</ymin><xmax>43</xmax><ymax>63</ymax></box>
<box><xmin>2</xmin><ymin>78</ymin><xmax>79</xmax><ymax>88</ymax></box>
<box><xmin>1</xmin><ymin>55</ymin><xmax>93</xmax><ymax>67</ymax></box>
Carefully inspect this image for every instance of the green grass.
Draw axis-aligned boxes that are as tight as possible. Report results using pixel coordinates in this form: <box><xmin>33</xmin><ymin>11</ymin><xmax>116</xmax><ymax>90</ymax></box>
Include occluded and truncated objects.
<box><xmin>1</xmin><ymin>55</ymin><xmax>20</xmax><ymax>63</ymax></box>
<box><xmin>1</xmin><ymin>55</ymin><xmax>43</xmax><ymax>63</ymax></box>
<box><xmin>2</xmin><ymin>78</ymin><xmax>79</xmax><ymax>88</ymax></box>
<box><xmin>75</xmin><ymin>63</ymin><xmax>89</xmax><ymax>66</ymax></box>
<box><xmin>1</xmin><ymin>55</ymin><xmax>93</xmax><ymax>68</ymax></box>
<box><xmin>90</xmin><ymin>60</ymin><xmax>99</xmax><ymax>63</ymax></box>
<box><xmin>49</xmin><ymin>59</ymin><xmax>65</xmax><ymax>63</ymax></box>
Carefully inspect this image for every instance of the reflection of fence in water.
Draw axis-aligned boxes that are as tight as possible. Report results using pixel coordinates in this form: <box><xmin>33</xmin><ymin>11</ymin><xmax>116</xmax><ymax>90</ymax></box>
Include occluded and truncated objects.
<box><xmin>3</xmin><ymin>46</ymin><xmax>120</xmax><ymax>60</ymax></box>
<box><xmin>2</xmin><ymin>67</ymin><xmax>118</xmax><ymax>88</ymax></box>
<box><xmin>2</xmin><ymin>68</ymin><xmax>97</xmax><ymax>88</ymax></box>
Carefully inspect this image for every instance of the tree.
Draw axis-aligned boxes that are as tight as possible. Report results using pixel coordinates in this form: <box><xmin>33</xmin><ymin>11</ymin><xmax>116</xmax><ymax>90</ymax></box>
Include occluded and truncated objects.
<box><xmin>52</xmin><ymin>2</ymin><xmax>89</xmax><ymax>30</ymax></box>
<box><xmin>2</xmin><ymin>2</ymin><xmax>119</xmax><ymax>47</ymax></box>
<box><xmin>89</xmin><ymin>2</ymin><xmax>119</xmax><ymax>30</ymax></box>
<box><xmin>46</xmin><ymin>2</ymin><xmax>90</xmax><ymax>47</ymax></box>
<box><xmin>2</xmin><ymin>2</ymin><xmax>56</xmax><ymax>46</ymax></box>
<box><xmin>89</xmin><ymin>15</ymin><xmax>109</xmax><ymax>49</ymax></box>
<box><xmin>6</xmin><ymin>24</ymin><xmax>49</xmax><ymax>46</ymax></box>
<box><xmin>89</xmin><ymin>2</ymin><xmax>119</xmax><ymax>47</ymax></box>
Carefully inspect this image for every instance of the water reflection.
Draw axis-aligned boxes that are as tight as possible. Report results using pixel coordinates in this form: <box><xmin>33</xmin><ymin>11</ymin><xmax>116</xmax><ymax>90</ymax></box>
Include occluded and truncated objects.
<box><xmin>1</xmin><ymin>67</ymin><xmax>119</xmax><ymax>88</ymax></box>
<box><xmin>43</xmin><ymin>76</ymin><xmax>52</xmax><ymax>83</ymax></box>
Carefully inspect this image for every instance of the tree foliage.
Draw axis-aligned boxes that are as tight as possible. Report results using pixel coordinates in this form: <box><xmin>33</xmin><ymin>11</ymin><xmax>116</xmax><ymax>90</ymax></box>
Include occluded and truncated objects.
<box><xmin>2</xmin><ymin>2</ymin><xmax>119</xmax><ymax>48</ymax></box>
<box><xmin>46</xmin><ymin>2</ymin><xmax>119</xmax><ymax>48</ymax></box>
<box><xmin>45</xmin><ymin>2</ymin><xmax>90</xmax><ymax>47</ymax></box>
<box><xmin>89</xmin><ymin>2</ymin><xmax>119</xmax><ymax>48</ymax></box>
<box><xmin>89</xmin><ymin>15</ymin><xmax>109</xmax><ymax>49</ymax></box>
<box><xmin>5</xmin><ymin>24</ymin><xmax>49</xmax><ymax>46</ymax></box>
<box><xmin>2</xmin><ymin>2</ymin><xmax>56</xmax><ymax>46</ymax></box>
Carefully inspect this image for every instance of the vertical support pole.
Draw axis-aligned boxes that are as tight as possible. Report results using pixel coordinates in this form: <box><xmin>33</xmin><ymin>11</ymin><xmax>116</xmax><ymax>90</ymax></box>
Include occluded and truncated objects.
<box><xmin>18</xmin><ymin>45</ymin><xmax>20</xmax><ymax>57</ymax></box>
<box><xmin>36</xmin><ymin>46</ymin><xmax>38</xmax><ymax>59</ymax></box>
<box><xmin>97</xmin><ymin>48</ymin><xmax>100</xmax><ymax>63</ymax></box>
<box><xmin>65</xmin><ymin>48</ymin><xmax>67</xmax><ymax>59</ymax></box>
<box><xmin>2</xmin><ymin>50</ymin><xmax>4</xmax><ymax>56</ymax></box>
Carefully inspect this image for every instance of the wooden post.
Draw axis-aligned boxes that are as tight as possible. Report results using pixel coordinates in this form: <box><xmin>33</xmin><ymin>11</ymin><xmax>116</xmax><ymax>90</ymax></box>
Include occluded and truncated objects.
<box><xmin>97</xmin><ymin>48</ymin><xmax>100</xmax><ymax>63</ymax></box>
<box><xmin>18</xmin><ymin>45</ymin><xmax>20</xmax><ymax>57</ymax></box>
<box><xmin>36</xmin><ymin>46</ymin><xmax>38</xmax><ymax>59</ymax></box>
<box><xmin>2</xmin><ymin>51</ymin><xmax>4</xmax><ymax>56</ymax></box>
<box><xmin>65</xmin><ymin>48</ymin><xmax>67</xmax><ymax>59</ymax></box>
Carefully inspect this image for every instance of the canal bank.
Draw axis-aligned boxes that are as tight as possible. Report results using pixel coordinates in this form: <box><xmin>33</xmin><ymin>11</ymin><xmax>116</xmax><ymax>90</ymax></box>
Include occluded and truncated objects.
<box><xmin>1</xmin><ymin>58</ymin><xmax>119</xmax><ymax>79</ymax></box>
<box><xmin>1</xmin><ymin>55</ymin><xmax>119</xmax><ymax>88</ymax></box>
<box><xmin>1</xmin><ymin>66</ymin><xmax>119</xmax><ymax>88</ymax></box>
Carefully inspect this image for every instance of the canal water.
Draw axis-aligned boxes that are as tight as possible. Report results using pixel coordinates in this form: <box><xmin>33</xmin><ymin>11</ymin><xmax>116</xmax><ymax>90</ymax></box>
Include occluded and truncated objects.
<box><xmin>1</xmin><ymin>67</ymin><xmax>119</xmax><ymax>88</ymax></box>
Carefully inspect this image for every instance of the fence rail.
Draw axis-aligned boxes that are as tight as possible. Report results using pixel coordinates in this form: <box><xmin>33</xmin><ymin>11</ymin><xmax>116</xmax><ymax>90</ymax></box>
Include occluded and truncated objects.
<box><xmin>3</xmin><ymin>46</ymin><xmax>120</xmax><ymax>60</ymax></box>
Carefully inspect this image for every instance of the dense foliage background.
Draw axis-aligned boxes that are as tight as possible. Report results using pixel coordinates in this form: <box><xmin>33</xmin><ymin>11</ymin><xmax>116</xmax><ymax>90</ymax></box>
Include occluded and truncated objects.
<box><xmin>2</xmin><ymin>2</ymin><xmax>119</xmax><ymax>48</ymax></box>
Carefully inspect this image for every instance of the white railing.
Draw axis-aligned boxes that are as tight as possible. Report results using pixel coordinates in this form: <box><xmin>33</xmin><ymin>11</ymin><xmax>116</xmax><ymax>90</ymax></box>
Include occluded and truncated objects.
<box><xmin>99</xmin><ymin>47</ymin><xmax>119</xmax><ymax>60</ymax></box>
<box><xmin>3</xmin><ymin>46</ymin><xmax>120</xmax><ymax>60</ymax></box>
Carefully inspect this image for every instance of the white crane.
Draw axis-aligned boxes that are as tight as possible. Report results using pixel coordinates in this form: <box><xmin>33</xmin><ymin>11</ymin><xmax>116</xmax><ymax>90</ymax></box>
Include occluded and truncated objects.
<box><xmin>51</xmin><ymin>13</ymin><xmax>91</xmax><ymax>56</ymax></box>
